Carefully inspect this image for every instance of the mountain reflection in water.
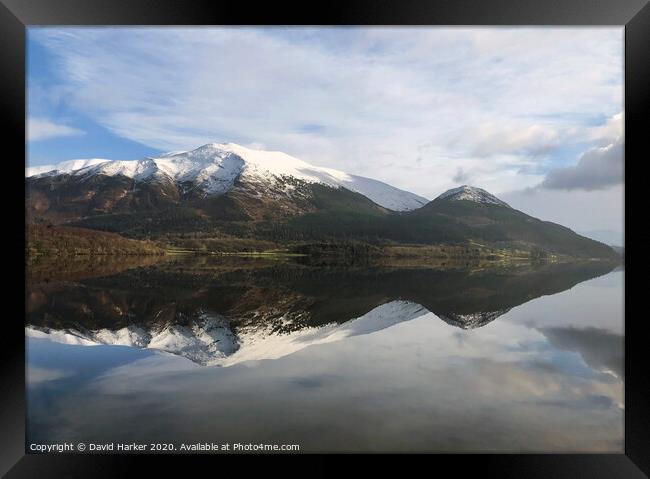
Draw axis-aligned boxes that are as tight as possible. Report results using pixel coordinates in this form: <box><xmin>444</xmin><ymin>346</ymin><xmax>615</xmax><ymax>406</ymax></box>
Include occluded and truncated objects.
<box><xmin>27</xmin><ymin>256</ymin><xmax>617</xmax><ymax>366</ymax></box>
<box><xmin>26</xmin><ymin>255</ymin><xmax>624</xmax><ymax>452</ymax></box>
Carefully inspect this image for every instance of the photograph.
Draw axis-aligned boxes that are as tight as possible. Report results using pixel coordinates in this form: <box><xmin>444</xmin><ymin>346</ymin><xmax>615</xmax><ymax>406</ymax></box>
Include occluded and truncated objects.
<box><xmin>22</xmin><ymin>25</ymin><xmax>628</xmax><ymax>455</ymax></box>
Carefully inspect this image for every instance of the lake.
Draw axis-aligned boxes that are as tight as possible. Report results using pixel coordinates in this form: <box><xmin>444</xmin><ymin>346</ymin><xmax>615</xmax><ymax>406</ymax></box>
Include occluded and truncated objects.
<box><xmin>26</xmin><ymin>255</ymin><xmax>624</xmax><ymax>453</ymax></box>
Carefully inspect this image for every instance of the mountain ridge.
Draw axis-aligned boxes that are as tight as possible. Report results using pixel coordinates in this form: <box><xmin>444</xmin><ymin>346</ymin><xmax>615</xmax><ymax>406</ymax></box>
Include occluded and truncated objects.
<box><xmin>26</xmin><ymin>142</ymin><xmax>618</xmax><ymax>261</ymax></box>
<box><xmin>26</xmin><ymin>142</ymin><xmax>429</xmax><ymax>212</ymax></box>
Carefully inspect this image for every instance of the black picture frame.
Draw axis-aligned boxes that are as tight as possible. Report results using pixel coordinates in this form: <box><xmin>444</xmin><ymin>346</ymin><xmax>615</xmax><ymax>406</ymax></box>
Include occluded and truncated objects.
<box><xmin>2</xmin><ymin>0</ymin><xmax>647</xmax><ymax>476</ymax></box>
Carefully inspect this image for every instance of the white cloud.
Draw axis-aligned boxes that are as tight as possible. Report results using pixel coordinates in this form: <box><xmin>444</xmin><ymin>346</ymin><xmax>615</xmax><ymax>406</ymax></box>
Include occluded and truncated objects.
<box><xmin>445</xmin><ymin>123</ymin><xmax>571</xmax><ymax>161</ymax></box>
<box><xmin>541</xmin><ymin>137</ymin><xmax>623</xmax><ymax>191</ymax></box>
<box><xmin>29</xmin><ymin>27</ymin><xmax>622</xmax><ymax>199</ymax></box>
<box><xmin>589</xmin><ymin>112</ymin><xmax>624</xmax><ymax>144</ymax></box>
<box><xmin>28</xmin><ymin>117</ymin><xmax>84</xmax><ymax>141</ymax></box>
<box><xmin>498</xmin><ymin>110</ymin><xmax>624</xmax><ymax>242</ymax></box>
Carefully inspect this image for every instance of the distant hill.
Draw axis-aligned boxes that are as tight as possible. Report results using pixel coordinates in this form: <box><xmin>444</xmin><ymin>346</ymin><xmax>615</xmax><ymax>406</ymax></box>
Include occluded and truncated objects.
<box><xmin>262</xmin><ymin>186</ymin><xmax>618</xmax><ymax>260</ymax></box>
<box><xmin>398</xmin><ymin>187</ymin><xmax>618</xmax><ymax>260</ymax></box>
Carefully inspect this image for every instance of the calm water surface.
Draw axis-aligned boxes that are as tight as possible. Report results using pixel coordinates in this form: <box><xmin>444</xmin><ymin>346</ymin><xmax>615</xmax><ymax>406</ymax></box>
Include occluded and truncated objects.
<box><xmin>26</xmin><ymin>256</ymin><xmax>623</xmax><ymax>452</ymax></box>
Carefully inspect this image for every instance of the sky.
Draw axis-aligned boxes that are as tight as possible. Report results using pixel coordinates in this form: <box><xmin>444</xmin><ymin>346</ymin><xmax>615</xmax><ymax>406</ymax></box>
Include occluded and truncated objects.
<box><xmin>27</xmin><ymin>27</ymin><xmax>624</xmax><ymax>245</ymax></box>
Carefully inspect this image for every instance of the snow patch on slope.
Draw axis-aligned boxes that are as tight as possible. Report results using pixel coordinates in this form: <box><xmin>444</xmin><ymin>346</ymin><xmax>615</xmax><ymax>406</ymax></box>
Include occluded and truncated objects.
<box><xmin>340</xmin><ymin>175</ymin><xmax>429</xmax><ymax>212</ymax></box>
<box><xmin>26</xmin><ymin>159</ymin><xmax>111</xmax><ymax>178</ymax></box>
<box><xmin>437</xmin><ymin>185</ymin><xmax>510</xmax><ymax>208</ymax></box>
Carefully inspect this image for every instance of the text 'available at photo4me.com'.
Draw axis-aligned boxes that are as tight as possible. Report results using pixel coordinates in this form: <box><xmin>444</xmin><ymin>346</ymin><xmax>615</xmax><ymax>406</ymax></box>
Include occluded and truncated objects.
<box><xmin>29</xmin><ymin>442</ymin><xmax>301</xmax><ymax>453</ymax></box>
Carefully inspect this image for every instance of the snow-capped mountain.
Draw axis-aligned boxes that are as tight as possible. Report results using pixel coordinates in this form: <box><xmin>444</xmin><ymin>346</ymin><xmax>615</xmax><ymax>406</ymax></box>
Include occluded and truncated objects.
<box><xmin>436</xmin><ymin>185</ymin><xmax>511</xmax><ymax>208</ymax></box>
<box><xmin>26</xmin><ymin>143</ymin><xmax>428</xmax><ymax>212</ymax></box>
<box><xmin>27</xmin><ymin>300</ymin><xmax>429</xmax><ymax>367</ymax></box>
